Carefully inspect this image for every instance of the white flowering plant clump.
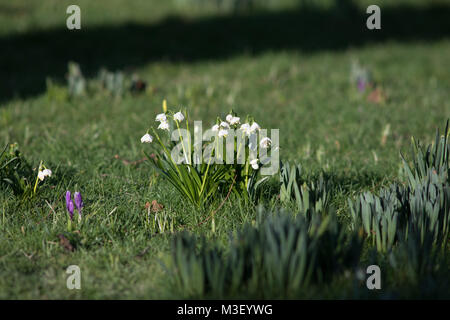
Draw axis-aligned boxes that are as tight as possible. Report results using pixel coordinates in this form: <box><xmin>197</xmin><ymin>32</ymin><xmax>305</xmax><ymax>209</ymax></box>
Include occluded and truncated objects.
<box><xmin>141</xmin><ymin>105</ymin><xmax>276</xmax><ymax>208</ymax></box>
<box><xmin>1</xmin><ymin>143</ymin><xmax>52</xmax><ymax>198</ymax></box>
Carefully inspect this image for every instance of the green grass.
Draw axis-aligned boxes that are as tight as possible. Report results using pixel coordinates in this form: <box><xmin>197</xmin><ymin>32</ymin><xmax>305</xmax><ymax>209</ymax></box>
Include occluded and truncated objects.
<box><xmin>1</xmin><ymin>0</ymin><xmax>449</xmax><ymax>299</ymax></box>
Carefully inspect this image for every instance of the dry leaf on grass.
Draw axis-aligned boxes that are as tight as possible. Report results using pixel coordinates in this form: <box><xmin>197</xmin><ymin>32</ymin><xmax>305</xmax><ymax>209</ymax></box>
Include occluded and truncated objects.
<box><xmin>58</xmin><ymin>234</ymin><xmax>74</xmax><ymax>252</ymax></box>
<box><xmin>145</xmin><ymin>200</ymin><xmax>164</xmax><ymax>213</ymax></box>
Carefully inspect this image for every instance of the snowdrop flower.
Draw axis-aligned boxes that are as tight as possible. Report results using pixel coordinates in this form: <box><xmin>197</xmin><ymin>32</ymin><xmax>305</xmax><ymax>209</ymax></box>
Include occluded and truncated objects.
<box><xmin>38</xmin><ymin>168</ymin><xmax>52</xmax><ymax>181</ymax></box>
<box><xmin>250</xmin><ymin>158</ymin><xmax>259</xmax><ymax>170</ymax></box>
<box><xmin>250</xmin><ymin>122</ymin><xmax>260</xmax><ymax>133</ymax></box>
<box><xmin>231</xmin><ymin>117</ymin><xmax>240</xmax><ymax>125</ymax></box>
<box><xmin>260</xmin><ymin>137</ymin><xmax>272</xmax><ymax>149</ymax></box>
<box><xmin>218</xmin><ymin>129</ymin><xmax>228</xmax><ymax>137</ymax></box>
<box><xmin>174</xmin><ymin>111</ymin><xmax>184</xmax><ymax>122</ymax></box>
<box><xmin>141</xmin><ymin>133</ymin><xmax>153</xmax><ymax>143</ymax></box>
<box><xmin>155</xmin><ymin>113</ymin><xmax>167</xmax><ymax>122</ymax></box>
<box><xmin>211</xmin><ymin>124</ymin><xmax>219</xmax><ymax>132</ymax></box>
<box><xmin>240</xmin><ymin>123</ymin><xmax>251</xmax><ymax>135</ymax></box>
<box><xmin>230</xmin><ymin>117</ymin><xmax>241</xmax><ymax>125</ymax></box>
<box><xmin>38</xmin><ymin>170</ymin><xmax>46</xmax><ymax>181</ymax></box>
<box><xmin>220</xmin><ymin>121</ymin><xmax>230</xmax><ymax>129</ymax></box>
<box><xmin>158</xmin><ymin>121</ymin><xmax>170</xmax><ymax>131</ymax></box>
<box><xmin>225</xmin><ymin>114</ymin><xmax>240</xmax><ymax>125</ymax></box>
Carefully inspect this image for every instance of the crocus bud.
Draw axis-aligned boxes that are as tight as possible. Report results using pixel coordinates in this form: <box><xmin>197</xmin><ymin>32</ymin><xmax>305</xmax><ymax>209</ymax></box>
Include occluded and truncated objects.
<box><xmin>65</xmin><ymin>191</ymin><xmax>74</xmax><ymax>220</ymax></box>
<box><xmin>74</xmin><ymin>192</ymin><xmax>84</xmax><ymax>217</ymax></box>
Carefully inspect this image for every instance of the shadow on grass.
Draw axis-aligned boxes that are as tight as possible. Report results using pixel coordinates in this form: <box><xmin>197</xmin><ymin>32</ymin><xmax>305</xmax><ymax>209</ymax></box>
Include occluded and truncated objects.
<box><xmin>1</xmin><ymin>1</ymin><xmax>450</xmax><ymax>103</ymax></box>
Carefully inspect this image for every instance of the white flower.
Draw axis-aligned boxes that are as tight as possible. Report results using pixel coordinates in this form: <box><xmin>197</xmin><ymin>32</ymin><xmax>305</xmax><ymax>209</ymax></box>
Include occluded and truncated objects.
<box><xmin>211</xmin><ymin>124</ymin><xmax>219</xmax><ymax>132</ymax></box>
<box><xmin>174</xmin><ymin>111</ymin><xmax>184</xmax><ymax>122</ymax></box>
<box><xmin>260</xmin><ymin>137</ymin><xmax>272</xmax><ymax>149</ymax></box>
<box><xmin>220</xmin><ymin>121</ymin><xmax>230</xmax><ymax>129</ymax></box>
<box><xmin>42</xmin><ymin>169</ymin><xmax>52</xmax><ymax>177</ymax></box>
<box><xmin>230</xmin><ymin>117</ymin><xmax>240</xmax><ymax>125</ymax></box>
<box><xmin>250</xmin><ymin>122</ymin><xmax>260</xmax><ymax>133</ymax></box>
<box><xmin>226</xmin><ymin>114</ymin><xmax>240</xmax><ymax>125</ymax></box>
<box><xmin>141</xmin><ymin>133</ymin><xmax>153</xmax><ymax>143</ymax></box>
<box><xmin>240</xmin><ymin>123</ymin><xmax>251</xmax><ymax>135</ymax></box>
<box><xmin>158</xmin><ymin>121</ymin><xmax>170</xmax><ymax>131</ymax></box>
<box><xmin>225</xmin><ymin>114</ymin><xmax>241</xmax><ymax>125</ymax></box>
<box><xmin>218</xmin><ymin>129</ymin><xmax>228</xmax><ymax>137</ymax></box>
<box><xmin>38</xmin><ymin>170</ymin><xmax>46</xmax><ymax>181</ymax></box>
<box><xmin>155</xmin><ymin>113</ymin><xmax>167</xmax><ymax>122</ymax></box>
<box><xmin>250</xmin><ymin>158</ymin><xmax>259</xmax><ymax>170</ymax></box>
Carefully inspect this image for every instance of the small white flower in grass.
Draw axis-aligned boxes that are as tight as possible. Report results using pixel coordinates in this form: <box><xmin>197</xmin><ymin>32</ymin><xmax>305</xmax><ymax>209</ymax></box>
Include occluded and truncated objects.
<box><xmin>174</xmin><ymin>111</ymin><xmax>184</xmax><ymax>122</ymax></box>
<box><xmin>260</xmin><ymin>137</ymin><xmax>272</xmax><ymax>149</ymax></box>
<box><xmin>250</xmin><ymin>158</ymin><xmax>259</xmax><ymax>170</ymax></box>
<box><xmin>218</xmin><ymin>129</ymin><xmax>228</xmax><ymax>138</ymax></box>
<box><xmin>212</xmin><ymin>124</ymin><xmax>219</xmax><ymax>132</ymax></box>
<box><xmin>38</xmin><ymin>168</ymin><xmax>52</xmax><ymax>181</ymax></box>
<box><xmin>155</xmin><ymin>113</ymin><xmax>167</xmax><ymax>122</ymax></box>
<box><xmin>43</xmin><ymin>169</ymin><xmax>52</xmax><ymax>177</ymax></box>
<box><xmin>158</xmin><ymin>121</ymin><xmax>170</xmax><ymax>131</ymax></box>
<box><xmin>38</xmin><ymin>170</ymin><xmax>46</xmax><ymax>181</ymax></box>
<box><xmin>226</xmin><ymin>114</ymin><xmax>233</xmax><ymax>123</ymax></box>
<box><xmin>141</xmin><ymin>133</ymin><xmax>153</xmax><ymax>143</ymax></box>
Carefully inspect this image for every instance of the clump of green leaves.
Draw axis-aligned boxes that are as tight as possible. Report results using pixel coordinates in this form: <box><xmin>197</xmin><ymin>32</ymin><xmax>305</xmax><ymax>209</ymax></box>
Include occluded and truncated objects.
<box><xmin>349</xmin><ymin>120</ymin><xmax>450</xmax><ymax>252</ymax></box>
<box><xmin>280</xmin><ymin>161</ymin><xmax>333</xmax><ymax>218</ymax></box>
<box><xmin>0</xmin><ymin>143</ymin><xmax>33</xmax><ymax>196</ymax></box>
<box><xmin>400</xmin><ymin>119</ymin><xmax>449</xmax><ymax>186</ymax></box>
<box><xmin>169</xmin><ymin>207</ymin><xmax>362</xmax><ymax>298</ymax></box>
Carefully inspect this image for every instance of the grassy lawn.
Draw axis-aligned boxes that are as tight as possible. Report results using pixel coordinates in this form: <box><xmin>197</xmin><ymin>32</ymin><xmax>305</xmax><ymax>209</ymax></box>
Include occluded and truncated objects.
<box><xmin>0</xmin><ymin>0</ymin><xmax>449</xmax><ymax>299</ymax></box>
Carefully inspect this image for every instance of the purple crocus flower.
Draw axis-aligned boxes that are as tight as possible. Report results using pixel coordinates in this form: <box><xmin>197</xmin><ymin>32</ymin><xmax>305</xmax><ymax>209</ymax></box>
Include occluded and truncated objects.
<box><xmin>74</xmin><ymin>192</ymin><xmax>84</xmax><ymax>217</ymax></box>
<box><xmin>357</xmin><ymin>78</ymin><xmax>366</xmax><ymax>92</ymax></box>
<box><xmin>65</xmin><ymin>191</ymin><xmax>74</xmax><ymax>220</ymax></box>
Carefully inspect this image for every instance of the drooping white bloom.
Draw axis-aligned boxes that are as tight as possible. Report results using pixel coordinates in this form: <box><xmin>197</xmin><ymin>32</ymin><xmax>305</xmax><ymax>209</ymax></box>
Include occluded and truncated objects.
<box><xmin>42</xmin><ymin>169</ymin><xmax>52</xmax><ymax>177</ymax></box>
<box><xmin>228</xmin><ymin>116</ymin><xmax>240</xmax><ymax>125</ymax></box>
<box><xmin>38</xmin><ymin>170</ymin><xmax>46</xmax><ymax>181</ymax></box>
<box><xmin>218</xmin><ymin>129</ymin><xmax>228</xmax><ymax>137</ymax></box>
<box><xmin>250</xmin><ymin>158</ymin><xmax>259</xmax><ymax>170</ymax></box>
<box><xmin>37</xmin><ymin>167</ymin><xmax>52</xmax><ymax>181</ymax></box>
<box><xmin>260</xmin><ymin>137</ymin><xmax>272</xmax><ymax>149</ymax></box>
<box><xmin>226</xmin><ymin>114</ymin><xmax>240</xmax><ymax>125</ymax></box>
<box><xmin>211</xmin><ymin>124</ymin><xmax>219</xmax><ymax>132</ymax></box>
<box><xmin>250</xmin><ymin>122</ymin><xmax>260</xmax><ymax>133</ymax></box>
<box><xmin>174</xmin><ymin>111</ymin><xmax>184</xmax><ymax>122</ymax></box>
<box><xmin>155</xmin><ymin>113</ymin><xmax>167</xmax><ymax>122</ymax></box>
<box><xmin>141</xmin><ymin>133</ymin><xmax>153</xmax><ymax>143</ymax></box>
<box><xmin>220</xmin><ymin>121</ymin><xmax>230</xmax><ymax>129</ymax></box>
<box><xmin>240</xmin><ymin>123</ymin><xmax>251</xmax><ymax>135</ymax></box>
<box><xmin>158</xmin><ymin>121</ymin><xmax>170</xmax><ymax>131</ymax></box>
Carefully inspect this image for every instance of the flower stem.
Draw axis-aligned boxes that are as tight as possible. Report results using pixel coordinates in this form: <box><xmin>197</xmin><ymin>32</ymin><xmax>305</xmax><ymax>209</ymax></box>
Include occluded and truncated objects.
<box><xmin>33</xmin><ymin>160</ymin><xmax>43</xmax><ymax>194</ymax></box>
